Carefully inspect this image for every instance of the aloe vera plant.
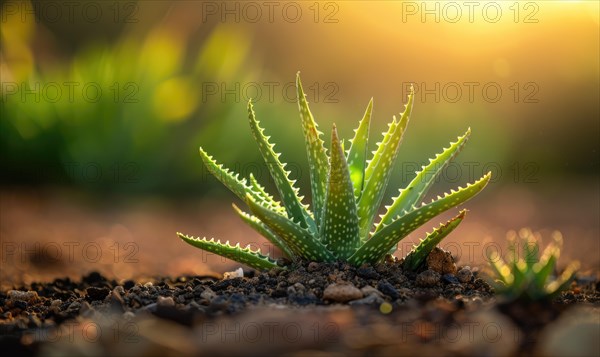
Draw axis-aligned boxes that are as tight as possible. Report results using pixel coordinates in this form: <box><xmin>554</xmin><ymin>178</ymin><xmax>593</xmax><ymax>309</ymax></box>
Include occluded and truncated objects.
<box><xmin>487</xmin><ymin>228</ymin><xmax>579</xmax><ymax>301</ymax></box>
<box><xmin>177</xmin><ymin>74</ymin><xmax>491</xmax><ymax>270</ymax></box>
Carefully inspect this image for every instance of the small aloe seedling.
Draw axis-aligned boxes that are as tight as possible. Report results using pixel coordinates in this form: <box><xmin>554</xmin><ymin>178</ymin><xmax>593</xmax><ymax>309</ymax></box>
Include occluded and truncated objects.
<box><xmin>178</xmin><ymin>73</ymin><xmax>491</xmax><ymax>270</ymax></box>
<box><xmin>487</xmin><ymin>228</ymin><xmax>579</xmax><ymax>301</ymax></box>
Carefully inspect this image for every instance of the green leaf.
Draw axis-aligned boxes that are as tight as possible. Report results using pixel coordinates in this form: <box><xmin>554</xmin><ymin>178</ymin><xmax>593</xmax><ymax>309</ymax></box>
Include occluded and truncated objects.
<box><xmin>199</xmin><ymin>147</ymin><xmax>249</xmax><ymax>201</ymax></box>
<box><xmin>296</xmin><ymin>73</ymin><xmax>329</xmax><ymax>230</ymax></box>
<box><xmin>231</xmin><ymin>204</ymin><xmax>295</xmax><ymax>260</ymax></box>
<box><xmin>320</xmin><ymin>125</ymin><xmax>360</xmax><ymax>259</ymax></box>
<box><xmin>247</xmin><ymin>100</ymin><xmax>315</xmax><ymax>231</ymax></box>
<box><xmin>248</xmin><ymin>173</ymin><xmax>286</xmax><ymax>215</ymax></box>
<box><xmin>349</xmin><ymin>172</ymin><xmax>491</xmax><ymax>265</ymax></box>
<box><xmin>488</xmin><ymin>255</ymin><xmax>512</xmax><ymax>286</ymax></box>
<box><xmin>199</xmin><ymin>147</ymin><xmax>283</xmax><ymax>213</ymax></box>
<box><xmin>357</xmin><ymin>87</ymin><xmax>414</xmax><ymax>240</ymax></box>
<box><xmin>347</xmin><ymin>98</ymin><xmax>373</xmax><ymax>199</ymax></box>
<box><xmin>546</xmin><ymin>261</ymin><xmax>579</xmax><ymax>298</ymax></box>
<box><xmin>534</xmin><ymin>233</ymin><xmax>562</xmax><ymax>288</ymax></box>
<box><xmin>246</xmin><ymin>194</ymin><xmax>335</xmax><ymax>262</ymax></box>
<box><xmin>177</xmin><ymin>233</ymin><xmax>279</xmax><ymax>270</ymax></box>
<box><xmin>376</xmin><ymin>128</ymin><xmax>471</xmax><ymax>232</ymax></box>
<box><xmin>403</xmin><ymin>210</ymin><xmax>466</xmax><ymax>271</ymax></box>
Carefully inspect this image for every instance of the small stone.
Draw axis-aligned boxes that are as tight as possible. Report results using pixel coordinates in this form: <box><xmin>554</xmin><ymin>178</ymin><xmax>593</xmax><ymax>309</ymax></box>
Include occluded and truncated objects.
<box><xmin>357</xmin><ymin>266</ymin><xmax>379</xmax><ymax>279</ymax></box>
<box><xmin>293</xmin><ymin>283</ymin><xmax>306</xmax><ymax>292</ymax></box>
<box><xmin>377</xmin><ymin>280</ymin><xmax>400</xmax><ymax>300</ymax></box>
<box><xmin>349</xmin><ymin>293</ymin><xmax>384</xmax><ymax>306</ymax></box>
<box><xmin>307</xmin><ymin>262</ymin><xmax>320</xmax><ymax>273</ymax></box>
<box><xmin>457</xmin><ymin>267</ymin><xmax>473</xmax><ymax>283</ymax></box>
<box><xmin>157</xmin><ymin>296</ymin><xmax>175</xmax><ymax>307</ymax></box>
<box><xmin>426</xmin><ymin>247</ymin><xmax>457</xmax><ymax>274</ymax></box>
<box><xmin>360</xmin><ymin>285</ymin><xmax>383</xmax><ymax>297</ymax></box>
<box><xmin>323</xmin><ymin>283</ymin><xmax>363</xmax><ymax>302</ymax></box>
<box><xmin>442</xmin><ymin>274</ymin><xmax>460</xmax><ymax>285</ymax></box>
<box><xmin>7</xmin><ymin>290</ymin><xmax>39</xmax><ymax>303</ymax></box>
<box><xmin>50</xmin><ymin>300</ymin><xmax>62</xmax><ymax>313</ymax></box>
<box><xmin>200</xmin><ymin>287</ymin><xmax>216</xmax><ymax>301</ymax></box>
<box><xmin>416</xmin><ymin>269</ymin><xmax>441</xmax><ymax>287</ymax></box>
<box><xmin>223</xmin><ymin>267</ymin><xmax>244</xmax><ymax>279</ymax></box>
<box><xmin>67</xmin><ymin>301</ymin><xmax>81</xmax><ymax>312</ymax></box>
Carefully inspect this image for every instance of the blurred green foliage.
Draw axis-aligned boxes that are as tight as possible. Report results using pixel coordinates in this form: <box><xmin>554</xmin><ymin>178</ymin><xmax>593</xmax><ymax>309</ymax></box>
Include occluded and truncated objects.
<box><xmin>1</xmin><ymin>18</ymin><xmax>265</xmax><ymax>194</ymax></box>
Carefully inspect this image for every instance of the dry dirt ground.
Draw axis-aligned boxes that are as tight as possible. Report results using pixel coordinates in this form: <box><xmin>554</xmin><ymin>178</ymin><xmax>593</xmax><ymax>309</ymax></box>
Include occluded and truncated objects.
<box><xmin>1</xmin><ymin>185</ymin><xmax>598</xmax><ymax>286</ymax></box>
<box><xmin>0</xmin><ymin>186</ymin><xmax>598</xmax><ymax>356</ymax></box>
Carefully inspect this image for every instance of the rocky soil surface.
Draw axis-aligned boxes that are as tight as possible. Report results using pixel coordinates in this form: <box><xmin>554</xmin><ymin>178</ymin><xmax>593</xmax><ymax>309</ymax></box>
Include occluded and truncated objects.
<box><xmin>1</xmin><ymin>250</ymin><xmax>599</xmax><ymax>356</ymax></box>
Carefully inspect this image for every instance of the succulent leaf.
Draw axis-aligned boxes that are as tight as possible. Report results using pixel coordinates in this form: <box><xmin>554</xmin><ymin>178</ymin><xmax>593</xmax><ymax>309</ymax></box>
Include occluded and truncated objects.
<box><xmin>248</xmin><ymin>173</ymin><xmax>286</xmax><ymax>214</ymax></box>
<box><xmin>320</xmin><ymin>125</ymin><xmax>361</xmax><ymax>259</ymax></box>
<box><xmin>231</xmin><ymin>204</ymin><xmax>295</xmax><ymax>260</ymax></box>
<box><xmin>346</xmin><ymin>98</ymin><xmax>373</xmax><ymax>199</ymax></box>
<box><xmin>357</xmin><ymin>88</ymin><xmax>414</xmax><ymax>240</ymax></box>
<box><xmin>403</xmin><ymin>210</ymin><xmax>466</xmax><ymax>271</ymax></box>
<box><xmin>486</xmin><ymin>229</ymin><xmax>579</xmax><ymax>301</ymax></box>
<box><xmin>181</xmin><ymin>75</ymin><xmax>492</xmax><ymax>271</ymax></box>
<box><xmin>246</xmin><ymin>194</ymin><xmax>335</xmax><ymax>262</ymax></box>
<box><xmin>350</xmin><ymin>172</ymin><xmax>491</xmax><ymax>265</ymax></box>
<box><xmin>247</xmin><ymin>100</ymin><xmax>316</xmax><ymax>232</ymax></box>
<box><xmin>546</xmin><ymin>261</ymin><xmax>579</xmax><ymax>298</ymax></box>
<box><xmin>177</xmin><ymin>233</ymin><xmax>279</xmax><ymax>270</ymax></box>
<box><xmin>199</xmin><ymin>147</ymin><xmax>283</xmax><ymax>214</ymax></box>
<box><xmin>296</xmin><ymin>73</ymin><xmax>329</xmax><ymax>230</ymax></box>
<box><xmin>377</xmin><ymin>128</ymin><xmax>471</xmax><ymax>232</ymax></box>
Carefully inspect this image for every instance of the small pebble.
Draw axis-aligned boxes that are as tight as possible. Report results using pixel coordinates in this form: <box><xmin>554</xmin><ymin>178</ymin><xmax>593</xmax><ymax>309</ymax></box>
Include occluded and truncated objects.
<box><xmin>200</xmin><ymin>287</ymin><xmax>216</xmax><ymax>301</ymax></box>
<box><xmin>457</xmin><ymin>267</ymin><xmax>473</xmax><ymax>283</ymax></box>
<box><xmin>67</xmin><ymin>301</ymin><xmax>81</xmax><ymax>312</ymax></box>
<box><xmin>157</xmin><ymin>296</ymin><xmax>175</xmax><ymax>307</ymax></box>
<box><xmin>442</xmin><ymin>274</ymin><xmax>460</xmax><ymax>285</ymax></box>
<box><xmin>377</xmin><ymin>280</ymin><xmax>400</xmax><ymax>300</ymax></box>
<box><xmin>349</xmin><ymin>294</ymin><xmax>384</xmax><ymax>306</ymax></box>
<box><xmin>361</xmin><ymin>285</ymin><xmax>383</xmax><ymax>297</ymax></box>
<box><xmin>416</xmin><ymin>270</ymin><xmax>441</xmax><ymax>287</ymax></box>
<box><xmin>7</xmin><ymin>290</ymin><xmax>38</xmax><ymax>303</ymax></box>
<box><xmin>323</xmin><ymin>283</ymin><xmax>363</xmax><ymax>302</ymax></box>
<box><xmin>357</xmin><ymin>266</ymin><xmax>379</xmax><ymax>279</ymax></box>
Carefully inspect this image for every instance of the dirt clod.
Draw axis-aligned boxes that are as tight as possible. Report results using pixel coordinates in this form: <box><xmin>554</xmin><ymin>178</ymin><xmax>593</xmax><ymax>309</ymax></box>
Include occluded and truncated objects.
<box><xmin>426</xmin><ymin>247</ymin><xmax>457</xmax><ymax>274</ymax></box>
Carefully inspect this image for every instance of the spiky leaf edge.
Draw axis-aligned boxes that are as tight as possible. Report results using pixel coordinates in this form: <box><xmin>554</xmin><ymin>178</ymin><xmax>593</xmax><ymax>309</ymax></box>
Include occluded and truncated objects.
<box><xmin>349</xmin><ymin>172</ymin><xmax>491</xmax><ymax>265</ymax></box>
<box><xmin>177</xmin><ymin>233</ymin><xmax>279</xmax><ymax>270</ymax></box>
<box><xmin>296</xmin><ymin>73</ymin><xmax>329</xmax><ymax>230</ymax></box>
<box><xmin>320</xmin><ymin>124</ymin><xmax>361</xmax><ymax>259</ymax></box>
<box><xmin>377</xmin><ymin>128</ymin><xmax>471</xmax><ymax>232</ymax></box>
<box><xmin>403</xmin><ymin>210</ymin><xmax>466</xmax><ymax>271</ymax></box>
<box><xmin>247</xmin><ymin>100</ymin><xmax>316</xmax><ymax>232</ymax></box>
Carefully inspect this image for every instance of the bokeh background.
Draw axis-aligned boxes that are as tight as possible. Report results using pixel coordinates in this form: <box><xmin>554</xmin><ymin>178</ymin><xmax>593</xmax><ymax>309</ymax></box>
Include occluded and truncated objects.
<box><xmin>1</xmin><ymin>0</ymin><xmax>598</xmax><ymax>284</ymax></box>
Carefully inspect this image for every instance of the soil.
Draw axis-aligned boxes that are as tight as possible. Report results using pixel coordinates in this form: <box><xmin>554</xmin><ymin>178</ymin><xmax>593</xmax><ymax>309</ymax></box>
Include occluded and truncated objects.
<box><xmin>1</xmin><ymin>189</ymin><xmax>599</xmax><ymax>356</ymax></box>
<box><xmin>1</xmin><ymin>256</ymin><xmax>598</xmax><ymax>357</ymax></box>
